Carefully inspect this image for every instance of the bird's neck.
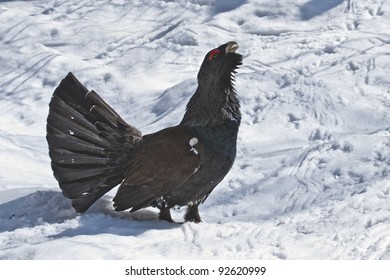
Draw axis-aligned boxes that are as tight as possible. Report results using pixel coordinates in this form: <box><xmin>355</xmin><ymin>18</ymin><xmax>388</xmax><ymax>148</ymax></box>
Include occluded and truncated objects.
<box><xmin>180</xmin><ymin>84</ymin><xmax>241</xmax><ymax>127</ymax></box>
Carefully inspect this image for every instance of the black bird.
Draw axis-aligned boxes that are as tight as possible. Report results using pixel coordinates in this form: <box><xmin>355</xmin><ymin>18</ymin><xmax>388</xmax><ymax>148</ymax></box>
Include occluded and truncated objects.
<box><xmin>46</xmin><ymin>41</ymin><xmax>242</xmax><ymax>223</ymax></box>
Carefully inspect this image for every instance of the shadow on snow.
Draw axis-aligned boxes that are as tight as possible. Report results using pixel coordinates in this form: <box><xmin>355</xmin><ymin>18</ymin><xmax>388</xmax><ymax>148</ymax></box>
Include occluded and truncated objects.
<box><xmin>0</xmin><ymin>190</ymin><xmax>180</xmax><ymax>237</ymax></box>
<box><xmin>300</xmin><ymin>0</ymin><xmax>344</xmax><ymax>20</ymax></box>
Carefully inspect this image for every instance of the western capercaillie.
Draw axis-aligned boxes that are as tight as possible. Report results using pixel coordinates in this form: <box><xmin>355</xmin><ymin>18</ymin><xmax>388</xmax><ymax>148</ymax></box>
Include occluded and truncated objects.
<box><xmin>46</xmin><ymin>41</ymin><xmax>242</xmax><ymax>223</ymax></box>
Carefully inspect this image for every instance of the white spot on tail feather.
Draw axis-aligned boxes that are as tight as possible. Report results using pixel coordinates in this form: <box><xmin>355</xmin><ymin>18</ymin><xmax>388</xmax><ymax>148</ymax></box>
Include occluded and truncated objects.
<box><xmin>189</xmin><ymin>137</ymin><xmax>199</xmax><ymax>155</ymax></box>
<box><xmin>69</xmin><ymin>130</ymin><xmax>74</xmax><ymax>135</ymax></box>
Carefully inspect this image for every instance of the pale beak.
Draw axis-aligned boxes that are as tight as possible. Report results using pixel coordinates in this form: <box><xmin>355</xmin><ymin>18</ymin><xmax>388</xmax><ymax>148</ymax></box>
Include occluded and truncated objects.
<box><xmin>226</xmin><ymin>41</ymin><xmax>239</xmax><ymax>53</ymax></box>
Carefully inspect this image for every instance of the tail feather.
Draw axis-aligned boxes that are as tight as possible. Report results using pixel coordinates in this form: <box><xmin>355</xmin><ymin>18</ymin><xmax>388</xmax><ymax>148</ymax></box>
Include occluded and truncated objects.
<box><xmin>87</xmin><ymin>91</ymin><xmax>123</xmax><ymax>128</ymax></box>
<box><xmin>47</xmin><ymin>72</ymin><xmax>142</xmax><ymax>213</ymax></box>
<box><xmin>47</xmin><ymin>110</ymin><xmax>113</xmax><ymax>148</ymax></box>
<box><xmin>49</xmin><ymin>148</ymin><xmax>115</xmax><ymax>166</ymax></box>
<box><xmin>51</xmin><ymin>163</ymin><xmax>121</xmax><ymax>183</ymax></box>
<box><xmin>48</xmin><ymin>95</ymin><xmax>99</xmax><ymax>132</ymax></box>
<box><xmin>58</xmin><ymin>176</ymin><xmax>118</xmax><ymax>199</ymax></box>
<box><xmin>71</xmin><ymin>181</ymin><xmax>122</xmax><ymax>213</ymax></box>
<box><xmin>47</xmin><ymin>124</ymin><xmax>107</xmax><ymax>156</ymax></box>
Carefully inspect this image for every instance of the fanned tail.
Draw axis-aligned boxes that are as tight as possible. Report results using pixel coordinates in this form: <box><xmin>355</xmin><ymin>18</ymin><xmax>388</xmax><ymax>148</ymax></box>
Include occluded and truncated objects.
<box><xmin>46</xmin><ymin>72</ymin><xmax>142</xmax><ymax>213</ymax></box>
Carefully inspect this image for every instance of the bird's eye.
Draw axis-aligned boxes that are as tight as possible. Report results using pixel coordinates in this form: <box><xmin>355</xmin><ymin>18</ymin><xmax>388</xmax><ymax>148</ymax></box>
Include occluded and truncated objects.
<box><xmin>209</xmin><ymin>49</ymin><xmax>220</xmax><ymax>61</ymax></box>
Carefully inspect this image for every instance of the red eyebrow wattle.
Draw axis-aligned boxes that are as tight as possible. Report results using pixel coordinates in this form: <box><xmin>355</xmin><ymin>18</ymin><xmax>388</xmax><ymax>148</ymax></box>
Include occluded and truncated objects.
<box><xmin>208</xmin><ymin>49</ymin><xmax>220</xmax><ymax>60</ymax></box>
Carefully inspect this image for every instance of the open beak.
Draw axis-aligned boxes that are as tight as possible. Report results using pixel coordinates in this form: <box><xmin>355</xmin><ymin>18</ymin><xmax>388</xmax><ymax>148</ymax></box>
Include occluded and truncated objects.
<box><xmin>226</xmin><ymin>41</ymin><xmax>239</xmax><ymax>53</ymax></box>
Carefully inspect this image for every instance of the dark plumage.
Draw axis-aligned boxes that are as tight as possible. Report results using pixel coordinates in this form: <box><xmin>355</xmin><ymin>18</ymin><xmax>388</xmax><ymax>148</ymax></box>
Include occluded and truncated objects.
<box><xmin>46</xmin><ymin>41</ymin><xmax>242</xmax><ymax>223</ymax></box>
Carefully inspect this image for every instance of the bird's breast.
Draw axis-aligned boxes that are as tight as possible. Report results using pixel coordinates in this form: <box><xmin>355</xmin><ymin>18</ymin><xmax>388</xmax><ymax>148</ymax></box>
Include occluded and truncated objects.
<box><xmin>193</xmin><ymin>120</ymin><xmax>239</xmax><ymax>157</ymax></box>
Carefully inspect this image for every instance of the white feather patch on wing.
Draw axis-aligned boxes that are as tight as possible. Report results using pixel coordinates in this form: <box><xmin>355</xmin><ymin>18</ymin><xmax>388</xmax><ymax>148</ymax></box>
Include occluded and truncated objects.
<box><xmin>189</xmin><ymin>137</ymin><xmax>199</xmax><ymax>155</ymax></box>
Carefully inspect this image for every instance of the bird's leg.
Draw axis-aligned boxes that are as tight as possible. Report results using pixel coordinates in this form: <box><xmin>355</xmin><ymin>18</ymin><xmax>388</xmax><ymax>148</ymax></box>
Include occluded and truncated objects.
<box><xmin>159</xmin><ymin>208</ymin><xmax>174</xmax><ymax>223</ymax></box>
<box><xmin>184</xmin><ymin>204</ymin><xmax>202</xmax><ymax>223</ymax></box>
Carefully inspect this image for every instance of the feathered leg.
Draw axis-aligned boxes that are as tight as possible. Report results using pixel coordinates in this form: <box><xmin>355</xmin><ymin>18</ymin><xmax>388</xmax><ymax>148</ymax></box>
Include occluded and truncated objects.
<box><xmin>159</xmin><ymin>208</ymin><xmax>174</xmax><ymax>223</ymax></box>
<box><xmin>184</xmin><ymin>204</ymin><xmax>201</xmax><ymax>223</ymax></box>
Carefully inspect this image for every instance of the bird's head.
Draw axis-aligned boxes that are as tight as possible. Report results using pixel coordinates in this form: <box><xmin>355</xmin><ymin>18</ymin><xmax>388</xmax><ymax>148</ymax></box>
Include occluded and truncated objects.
<box><xmin>181</xmin><ymin>41</ymin><xmax>242</xmax><ymax>127</ymax></box>
<box><xmin>197</xmin><ymin>41</ymin><xmax>243</xmax><ymax>87</ymax></box>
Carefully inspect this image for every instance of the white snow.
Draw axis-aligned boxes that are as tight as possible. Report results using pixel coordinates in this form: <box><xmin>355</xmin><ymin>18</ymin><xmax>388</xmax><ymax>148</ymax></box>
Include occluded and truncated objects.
<box><xmin>0</xmin><ymin>0</ymin><xmax>390</xmax><ymax>260</ymax></box>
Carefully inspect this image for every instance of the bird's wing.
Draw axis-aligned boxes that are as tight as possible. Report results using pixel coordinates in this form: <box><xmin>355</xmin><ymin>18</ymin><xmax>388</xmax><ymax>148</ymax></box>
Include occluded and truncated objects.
<box><xmin>112</xmin><ymin>126</ymin><xmax>201</xmax><ymax>211</ymax></box>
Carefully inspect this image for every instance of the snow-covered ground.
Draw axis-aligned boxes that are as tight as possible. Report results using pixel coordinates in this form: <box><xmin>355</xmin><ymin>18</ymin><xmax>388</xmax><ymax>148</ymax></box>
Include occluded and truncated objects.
<box><xmin>0</xmin><ymin>0</ymin><xmax>389</xmax><ymax>259</ymax></box>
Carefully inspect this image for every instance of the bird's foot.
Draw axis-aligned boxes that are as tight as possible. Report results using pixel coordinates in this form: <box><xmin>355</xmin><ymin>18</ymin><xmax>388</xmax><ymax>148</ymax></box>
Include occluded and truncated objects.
<box><xmin>159</xmin><ymin>206</ymin><xmax>202</xmax><ymax>223</ymax></box>
<box><xmin>184</xmin><ymin>204</ymin><xmax>202</xmax><ymax>223</ymax></box>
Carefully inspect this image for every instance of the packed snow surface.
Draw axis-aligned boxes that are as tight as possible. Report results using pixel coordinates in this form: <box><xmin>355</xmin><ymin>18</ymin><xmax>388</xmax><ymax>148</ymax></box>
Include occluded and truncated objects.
<box><xmin>0</xmin><ymin>0</ymin><xmax>390</xmax><ymax>259</ymax></box>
